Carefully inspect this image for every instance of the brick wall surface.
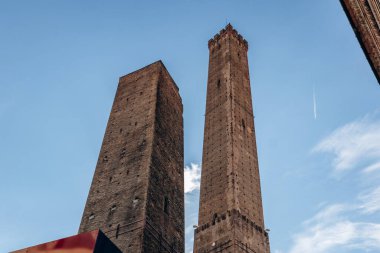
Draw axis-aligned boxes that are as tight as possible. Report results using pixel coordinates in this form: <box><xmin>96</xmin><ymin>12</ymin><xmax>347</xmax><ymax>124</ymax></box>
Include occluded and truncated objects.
<box><xmin>341</xmin><ymin>0</ymin><xmax>380</xmax><ymax>84</ymax></box>
<box><xmin>79</xmin><ymin>61</ymin><xmax>184</xmax><ymax>253</ymax></box>
<box><xmin>194</xmin><ymin>24</ymin><xmax>270</xmax><ymax>253</ymax></box>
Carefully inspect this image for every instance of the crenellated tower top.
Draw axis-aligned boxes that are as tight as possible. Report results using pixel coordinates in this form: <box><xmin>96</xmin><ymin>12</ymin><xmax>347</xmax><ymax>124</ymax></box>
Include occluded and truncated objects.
<box><xmin>208</xmin><ymin>23</ymin><xmax>249</xmax><ymax>50</ymax></box>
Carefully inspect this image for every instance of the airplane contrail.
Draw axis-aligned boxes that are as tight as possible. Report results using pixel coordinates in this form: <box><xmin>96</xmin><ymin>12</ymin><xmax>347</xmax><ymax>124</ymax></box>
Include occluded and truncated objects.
<box><xmin>313</xmin><ymin>85</ymin><xmax>317</xmax><ymax>120</ymax></box>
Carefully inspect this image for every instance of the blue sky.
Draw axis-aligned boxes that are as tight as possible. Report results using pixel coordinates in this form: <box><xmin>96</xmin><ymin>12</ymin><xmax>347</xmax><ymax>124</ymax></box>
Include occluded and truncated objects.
<box><xmin>1</xmin><ymin>1</ymin><xmax>380</xmax><ymax>253</ymax></box>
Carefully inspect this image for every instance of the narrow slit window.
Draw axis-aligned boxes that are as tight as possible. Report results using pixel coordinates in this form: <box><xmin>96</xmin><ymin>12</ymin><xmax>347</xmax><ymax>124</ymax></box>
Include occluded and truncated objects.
<box><xmin>212</xmin><ymin>213</ymin><xmax>217</xmax><ymax>225</ymax></box>
<box><xmin>116</xmin><ymin>224</ymin><xmax>120</xmax><ymax>238</ymax></box>
<box><xmin>164</xmin><ymin>196</ymin><xmax>169</xmax><ymax>215</ymax></box>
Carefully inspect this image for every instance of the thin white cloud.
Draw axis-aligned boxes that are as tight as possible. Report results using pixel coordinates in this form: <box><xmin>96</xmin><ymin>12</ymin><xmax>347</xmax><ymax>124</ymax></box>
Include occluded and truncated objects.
<box><xmin>363</xmin><ymin>161</ymin><xmax>380</xmax><ymax>174</ymax></box>
<box><xmin>313</xmin><ymin>114</ymin><xmax>380</xmax><ymax>173</ymax></box>
<box><xmin>184</xmin><ymin>163</ymin><xmax>201</xmax><ymax>193</ymax></box>
<box><xmin>303</xmin><ymin>204</ymin><xmax>350</xmax><ymax>225</ymax></box>
<box><xmin>358</xmin><ymin>186</ymin><xmax>380</xmax><ymax>214</ymax></box>
<box><xmin>290</xmin><ymin>204</ymin><xmax>380</xmax><ymax>253</ymax></box>
<box><xmin>291</xmin><ymin>222</ymin><xmax>355</xmax><ymax>253</ymax></box>
<box><xmin>286</xmin><ymin>113</ymin><xmax>380</xmax><ymax>253</ymax></box>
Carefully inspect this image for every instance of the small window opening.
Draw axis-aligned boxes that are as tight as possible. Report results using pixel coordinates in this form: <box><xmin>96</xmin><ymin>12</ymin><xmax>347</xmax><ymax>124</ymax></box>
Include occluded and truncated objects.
<box><xmin>164</xmin><ymin>196</ymin><xmax>169</xmax><ymax>215</ymax></box>
<box><xmin>133</xmin><ymin>197</ymin><xmax>140</xmax><ymax>207</ymax></box>
<box><xmin>217</xmin><ymin>79</ymin><xmax>221</xmax><ymax>88</ymax></box>
<box><xmin>242</xmin><ymin>119</ymin><xmax>246</xmax><ymax>131</ymax></box>
<box><xmin>116</xmin><ymin>224</ymin><xmax>120</xmax><ymax>238</ymax></box>
<box><xmin>120</xmin><ymin>148</ymin><xmax>126</xmax><ymax>158</ymax></box>
<box><xmin>212</xmin><ymin>213</ymin><xmax>217</xmax><ymax>225</ymax></box>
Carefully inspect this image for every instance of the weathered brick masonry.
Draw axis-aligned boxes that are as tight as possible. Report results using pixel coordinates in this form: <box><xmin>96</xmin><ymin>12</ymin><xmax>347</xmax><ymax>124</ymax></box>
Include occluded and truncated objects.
<box><xmin>341</xmin><ymin>0</ymin><xmax>380</xmax><ymax>84</ymax></box>
<box><xmin>194</xmin><ymin>24</ymin><xmax>270</xmax><ymax>253</ymax></box>
<box><xmin>79</xmin><ymin>61</ymin><xmax>184</xmax><ymax>253</ymax></box>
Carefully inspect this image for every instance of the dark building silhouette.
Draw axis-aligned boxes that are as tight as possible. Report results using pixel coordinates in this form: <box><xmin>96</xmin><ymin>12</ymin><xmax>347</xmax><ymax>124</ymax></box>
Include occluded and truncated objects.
<box><xmin>79</xmin><ymin>61</ymin><xmax>184</xmax><ymax>253</ymax></box>
<box><xmin>341</xmin><ymin>0</ymin><xmax>380</xmax><ymax>84</ymax></box>
<box><xmin>194</xmin><ymin>24</ymin><xmax>270</xmax><ymax>253</ymax></box>
<box><xmin>11</xmin><ymin>230</ymin><xmax>122</xmax><ymax>253</ymax></box>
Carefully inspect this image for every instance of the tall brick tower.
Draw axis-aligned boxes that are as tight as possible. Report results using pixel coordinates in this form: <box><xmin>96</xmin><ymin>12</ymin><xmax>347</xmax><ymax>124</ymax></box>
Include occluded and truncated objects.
<box><xmin>194</xmin><ymin>24</ymin><xmax>270</xmax><ymax>253</ymax></box>
<box><xmin>340</xmin><ymin>0</ymin><xmax>380</xmax><ymax>84</ymax></box>
<box><xmin>79</xmin><ymin>61</ymin><xmax>184</xmax><ymax>253</ymax></box>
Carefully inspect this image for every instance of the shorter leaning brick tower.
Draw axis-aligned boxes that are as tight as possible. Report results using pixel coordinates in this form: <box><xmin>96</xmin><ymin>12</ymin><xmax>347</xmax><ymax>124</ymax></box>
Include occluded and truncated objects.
<box><xmin>79</xmin><ymin>61</ymin><xmax>184</xmax><ymax>253</ymax></box>
<box><xmin>194</xmin><ymin>24</ymin><xmax>270</xmax><ymax>253</ymax></box>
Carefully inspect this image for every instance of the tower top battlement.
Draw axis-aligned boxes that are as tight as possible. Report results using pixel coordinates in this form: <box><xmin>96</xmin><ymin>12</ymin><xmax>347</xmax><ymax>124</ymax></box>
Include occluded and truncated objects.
<box><xmin>208</xmin><ymin>23</ymin><xmax>248</xmax><ymax>50</ymax></box>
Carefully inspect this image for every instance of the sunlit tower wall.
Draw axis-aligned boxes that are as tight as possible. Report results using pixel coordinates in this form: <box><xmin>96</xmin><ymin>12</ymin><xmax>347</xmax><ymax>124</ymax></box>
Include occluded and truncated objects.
<box><xmin>194</xmin><ymin>24</ymin><xmax>270</xmax><ymax>253</ymax></box>
<box><xmin>341</xmin><ymin>0</ymin><xmax>380</xmax><ymax>84</ymax></box>
<box><xmin>79</xmin><ymin>61</ymin><xmax>184</xmax><ymax>253</ymax></box>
